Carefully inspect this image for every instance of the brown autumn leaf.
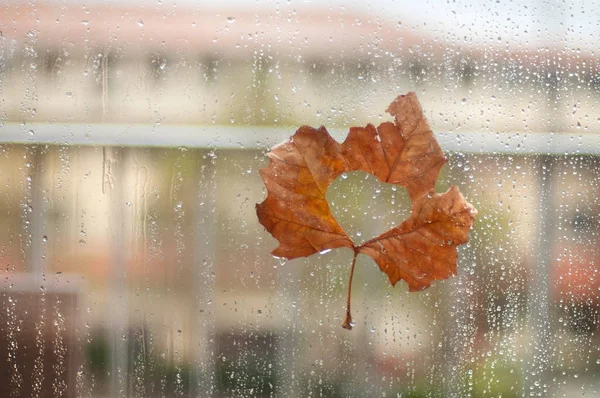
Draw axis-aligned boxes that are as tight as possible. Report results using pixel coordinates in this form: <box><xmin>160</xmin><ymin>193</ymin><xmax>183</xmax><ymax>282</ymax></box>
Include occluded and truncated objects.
<box><xmin>256</xmin><ymin>92</ymin><xmax>477</xmax><ymax>329</ymax></box>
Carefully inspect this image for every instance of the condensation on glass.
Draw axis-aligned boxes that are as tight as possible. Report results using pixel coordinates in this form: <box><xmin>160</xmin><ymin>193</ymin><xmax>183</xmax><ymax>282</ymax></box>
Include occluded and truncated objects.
<box><xmin>1</xmin><ymin>1</ymin><xmax>600</xmax><ymax>397</ymax></box>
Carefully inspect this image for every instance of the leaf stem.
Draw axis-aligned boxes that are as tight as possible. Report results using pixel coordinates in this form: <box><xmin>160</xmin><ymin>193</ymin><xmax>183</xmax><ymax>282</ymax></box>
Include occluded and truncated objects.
<box><xmin>342</xmin><ymin>249</ymin><xmax>359</xmax><ymax>330</ymax></box>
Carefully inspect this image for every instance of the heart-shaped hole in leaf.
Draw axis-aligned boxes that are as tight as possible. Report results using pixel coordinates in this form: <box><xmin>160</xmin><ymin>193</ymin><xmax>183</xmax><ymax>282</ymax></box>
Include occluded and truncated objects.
<box><xmin>327</xmin><ymin>171</ymin><xmax>412</xmax><ymax>246</ymax></box>
<box><xmin>256</xmin><ymin>92</ymin><xmax>478</xmax><ymax>330</ymax></box>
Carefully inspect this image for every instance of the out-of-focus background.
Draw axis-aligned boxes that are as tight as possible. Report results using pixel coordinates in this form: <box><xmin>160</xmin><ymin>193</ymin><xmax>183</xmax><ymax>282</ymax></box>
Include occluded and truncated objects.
<box><xmin>2</xmin><ymin>0</ymin><xmax>600</xmax><ymax>397</ymax></box>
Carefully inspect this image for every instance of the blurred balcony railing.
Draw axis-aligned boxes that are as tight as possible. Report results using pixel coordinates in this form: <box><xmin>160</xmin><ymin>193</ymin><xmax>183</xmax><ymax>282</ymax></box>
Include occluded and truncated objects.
<box><xmin>2</xmin><ymin>123</ymin><xmax>600</xmax><ymax>153</ymax></box>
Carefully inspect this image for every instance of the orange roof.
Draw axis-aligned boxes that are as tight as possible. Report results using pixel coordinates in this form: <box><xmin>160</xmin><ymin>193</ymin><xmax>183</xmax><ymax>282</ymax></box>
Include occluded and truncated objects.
<box><xmin>1</xmin><ymin>3</ymin><xmax>426</xmax><ymax>58</ymax></box>
<box><xmin>2</xmin><ymin>2</ymin><xmax>597</xmax><ymax>70</ymax></box>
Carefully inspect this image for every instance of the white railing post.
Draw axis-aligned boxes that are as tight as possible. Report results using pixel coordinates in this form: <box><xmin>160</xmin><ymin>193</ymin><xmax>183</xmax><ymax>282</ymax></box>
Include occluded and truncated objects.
<box><xmin>523</xmin><ymin>155</ymin><xmax>555</xmax><ymax>396</ymax></box>
<box><xmin>191</xmin><ymin>152</ymin><xmax>217</xmax><ymax>397</ymax></box>
<box><xmin>105</xmin><ymin>146</ymin><xmax>130</xmax><ymax>398</ymax></box>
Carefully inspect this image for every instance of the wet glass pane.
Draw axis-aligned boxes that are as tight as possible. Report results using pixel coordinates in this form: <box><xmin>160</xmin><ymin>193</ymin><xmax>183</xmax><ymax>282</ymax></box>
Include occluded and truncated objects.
<box><xmin>2</xmin><ymin>1</ymin><xmax>600</xmax><ymax>397</ymax></box>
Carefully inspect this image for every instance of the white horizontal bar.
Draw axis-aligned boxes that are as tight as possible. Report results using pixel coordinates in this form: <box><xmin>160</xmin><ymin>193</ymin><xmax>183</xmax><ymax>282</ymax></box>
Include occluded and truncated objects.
<box><xmin>0</xmin><ymin>123</ymin><xmax>599</xmax><ymax>155</ymax></box>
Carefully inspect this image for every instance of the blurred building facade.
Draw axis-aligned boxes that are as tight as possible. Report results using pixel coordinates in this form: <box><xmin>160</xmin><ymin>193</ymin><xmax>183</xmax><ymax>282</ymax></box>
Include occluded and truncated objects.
<box><xmin>2</xmin><ymin>3</ymin><xmax>599</xmax><ymax>132</ymax></box>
